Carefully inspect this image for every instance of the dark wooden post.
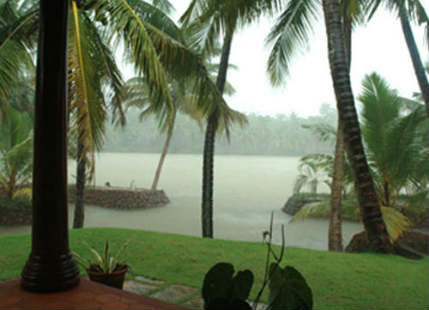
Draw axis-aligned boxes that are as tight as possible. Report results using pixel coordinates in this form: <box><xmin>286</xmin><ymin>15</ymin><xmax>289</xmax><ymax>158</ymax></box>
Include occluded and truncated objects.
<box><xmin>21</xmin><ymin>0</ymin><xmax>80</xmax><ymax>292</ymax></box>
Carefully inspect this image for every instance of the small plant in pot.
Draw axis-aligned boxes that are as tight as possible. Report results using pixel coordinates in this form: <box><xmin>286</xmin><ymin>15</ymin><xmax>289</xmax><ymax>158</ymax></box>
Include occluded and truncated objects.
<box><xmin>73</xmin><ymin>240</ymin><xmax>129</xmax><ymax>289</ymax></box>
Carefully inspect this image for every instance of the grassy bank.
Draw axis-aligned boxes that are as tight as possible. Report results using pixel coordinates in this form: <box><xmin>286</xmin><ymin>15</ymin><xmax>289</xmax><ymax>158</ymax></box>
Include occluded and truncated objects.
<box><xmin>0</xmin><ymin>228</ymin><xmax>427</xmax><ymax>309</ymax></box>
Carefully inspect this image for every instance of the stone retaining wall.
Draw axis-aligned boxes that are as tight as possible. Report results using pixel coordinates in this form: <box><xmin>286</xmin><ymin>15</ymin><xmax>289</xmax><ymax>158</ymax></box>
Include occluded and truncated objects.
<box><xmin>0</xmin><ymin>187</ymin><xmax>169</xmax><ymax>225</ymax></box>
<box><xmin>0</xmin><ymin>206</ymin><xmax>32</xmax><ymax>225</ymax></box>
<box><xmin>68</xmin><ymin>186</ymin><xmax>170</xmax><ymax>210</ymax></box>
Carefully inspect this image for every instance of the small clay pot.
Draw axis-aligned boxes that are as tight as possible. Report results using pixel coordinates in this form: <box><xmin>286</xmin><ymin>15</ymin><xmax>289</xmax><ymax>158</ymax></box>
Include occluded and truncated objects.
<box><xmin>87</xmin><ymin>263</ymin><xmax>128</xmax><ymax>289</ymax></box>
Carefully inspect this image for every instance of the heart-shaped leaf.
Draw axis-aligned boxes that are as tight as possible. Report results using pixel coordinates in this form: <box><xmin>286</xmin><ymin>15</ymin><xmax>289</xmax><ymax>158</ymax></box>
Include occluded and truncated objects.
<box><xmin>268</xmin><ymin>263</ymin><xmax>313</xmax><ymax>310</ymax></box>
<box><xmin>232</xmin><ymin>270</ymin><xmax>254</xmax><ymax>301</ymax></box>
<box><xmin>202</xmin><ymin>262</ymin><xmax>234</xmax><ymax>306</ymax></box>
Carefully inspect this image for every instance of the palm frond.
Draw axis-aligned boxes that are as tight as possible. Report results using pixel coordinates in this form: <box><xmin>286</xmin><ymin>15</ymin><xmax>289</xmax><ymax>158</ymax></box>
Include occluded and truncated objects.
<box><xmin>266</xmin><ymin>0</ymin><xmax>319</xmax><ymax>86</ymax></box>
<box><xmin>0</xmin><ymin>4</ymin><xmax>37</xmax><ymax>113</ymax></box>
<box><xmin>381</xmin><ymin>206</ymin><xmax>411</xmax><ymax>242</ymax></box>
<box><xmin>302</xmin><ymin>122</ymin><xmax>337</xmax><ymax>142</ymax></box>
<box><xmin>359</xmin><ymin>72</ymin><xmax>400</xmax><ymax>178</ymax></box>
<box><xmin>94</xmin><ymin>0</ymin><xmax>173</xmax><ymax>125</ymax></box>
<box><xmin>149</xmin><ymin>0</ymin><xmax>175</xmax><ymax>16</ymax></box>
<box><xmin>182</xmin><ymin>0</ymin><xmax>282</xmax><ymax>57</ymax></box>
<box><xmin>68</xmin><ymin>3</ymin><xmax>124</xmax><ymax>177</ymax></box>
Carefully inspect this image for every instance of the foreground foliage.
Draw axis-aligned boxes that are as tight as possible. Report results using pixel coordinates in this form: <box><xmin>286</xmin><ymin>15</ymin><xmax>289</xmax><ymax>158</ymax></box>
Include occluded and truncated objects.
<box><xmin>0</xmin><ymin>228</ymin><xmax>427</xmax><ymax>309</ymax></box>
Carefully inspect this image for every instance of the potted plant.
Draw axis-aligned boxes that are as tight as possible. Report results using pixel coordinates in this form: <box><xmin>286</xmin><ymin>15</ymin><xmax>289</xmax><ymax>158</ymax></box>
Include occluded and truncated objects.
<box><xmin>73</xmin><ymin>240</ymin><xmax>129</xmax><ymax>289</ymax></box>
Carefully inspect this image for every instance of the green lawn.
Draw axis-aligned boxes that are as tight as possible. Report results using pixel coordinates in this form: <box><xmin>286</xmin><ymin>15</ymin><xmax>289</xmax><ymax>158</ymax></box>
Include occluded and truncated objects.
<box><xmin>0</xmin><ymin>227</ymin><xmax>427</xmax><ymax>309</ymax></box>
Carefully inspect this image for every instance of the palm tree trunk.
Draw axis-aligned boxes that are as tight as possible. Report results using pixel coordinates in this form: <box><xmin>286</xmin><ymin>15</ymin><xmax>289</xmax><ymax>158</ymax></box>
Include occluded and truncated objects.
<box><xmin>399</xmin><ymin>4</ymin><xmax>429</xmax><ymax>117</ymax></box>
<box><xmin>151</xmin><ymin>102</ymin><xmax>176</xmax><ymax>191</ymax></box>
<box><xmin>329</xmin><ymin>117</ymin><xmax>344</xmax><ymax>251</ymax></box>
<box><xmin>328</xmin><ymin>3</ymin><xmax>350</xmax><ymax>252</ymax></box>
<box><xmin>322</xmin><ymin>0</ymin><xmax>393</xmax><ymax>253</ymax></box>
<box><xmin>6</xmin><ymin>172</ymin><xmax>16</xmax><ymax>200</ymax></box>
<box><xmin>201</xmin><ymin>31</ymin><xmax>233</xmax><ymax>238</ymax></box>
<box><xmin>73</xmin><ymin>139</ymin><xmax>85</xmax><ymax>229</ymax></box>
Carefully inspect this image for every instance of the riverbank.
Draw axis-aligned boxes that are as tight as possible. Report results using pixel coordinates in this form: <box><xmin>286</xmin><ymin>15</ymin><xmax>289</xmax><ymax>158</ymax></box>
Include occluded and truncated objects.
<box><xmin>0</xmin><ymin>186</ymin><xmax>170</xmax><ymax>226</ymax></box>
<box><xmin>0</xmin><ymin>228</ymin><xmax>427</xmax><ymax>309</ymax></box>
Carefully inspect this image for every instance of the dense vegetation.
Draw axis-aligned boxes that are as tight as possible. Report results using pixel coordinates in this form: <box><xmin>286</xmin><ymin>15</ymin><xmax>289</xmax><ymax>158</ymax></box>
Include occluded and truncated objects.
<box><xmin>0</xmin><ymin>228</ymin><xmax>427</xmax><ymax>309</ymax></box>
<box><xmin>103</xmin><ymin>104</ymin><xmax>336</xmax><ymax>156</ymax></box>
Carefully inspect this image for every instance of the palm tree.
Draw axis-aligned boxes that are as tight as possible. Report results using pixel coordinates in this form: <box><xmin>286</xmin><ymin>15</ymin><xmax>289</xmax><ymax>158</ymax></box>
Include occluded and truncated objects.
<box><xmin>322</xmin><ymin>0</ymin><xmax>393</xmax><ymax>253</ymax></box>
<box><xmin>181</xmin><ymin>0</ymin><xmax>280</xmax><ymax>238</ymax></box>
<box><xmin>367</xmin><ymin>0</ymin><xmax>429</xmax><ymax>117</ymax></box>
<box><xmin>293</xmin><ymin>155</ymin><xmax>332</xmax><ymax>195</ymax></box>
<box><xmin>6</xmin><ymin>0</ymin><xmax>236</xmax><ymax>228</ymax></box>
<box><xmin>360</xmin><ymin>73</ymin><xmax>428</xmax><ymax>212</ymax></box>
<box><xmin>68</xmin><ymin>0</ymin><xmax>124</xmax><ymax>229</ymax></box>
<box><xmin>0</xmin><ymin>0</ymin><xmax>124</xmax><ymax>228</ymax></box>
<box><xmin>266</xmin><ymin>0</ymin><xmax>364</xmax><ymax>251</ymax></box>
<box><xmin>294</xmin><ymin>73</ymin><xmax>428</xmax><ymax>243</ymax></box>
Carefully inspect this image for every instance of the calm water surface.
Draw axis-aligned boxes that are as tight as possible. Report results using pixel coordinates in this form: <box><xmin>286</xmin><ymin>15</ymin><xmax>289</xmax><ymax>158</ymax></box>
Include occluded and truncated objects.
<box><xmin>0</xmin><ymin>153</ymin><xmax>362</xmax><ymax>250</ymax></box>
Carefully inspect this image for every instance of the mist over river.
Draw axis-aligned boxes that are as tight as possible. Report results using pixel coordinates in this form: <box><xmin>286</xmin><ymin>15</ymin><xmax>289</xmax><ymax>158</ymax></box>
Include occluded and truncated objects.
<box><xmin>0</xmin><ymin>153</ymin><xmax>362</xmax><ymax>250</ymax></box>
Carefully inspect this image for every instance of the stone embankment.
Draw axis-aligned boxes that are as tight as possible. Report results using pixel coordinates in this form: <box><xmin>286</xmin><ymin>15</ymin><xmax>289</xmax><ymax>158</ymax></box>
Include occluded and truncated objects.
<box><xmin>0</xmin><ymin>187</ymin><xmax>169</xmax><ymax>226</ymax></box>
<box><xmin>68</xmin><ymin>186</ymin><xmax>170</xmax><ymax>210</ymax></box>
<box><xmin>0</xmin><ymin>205</ymin><xmax>31</xmax><ymax>225</ymax></box>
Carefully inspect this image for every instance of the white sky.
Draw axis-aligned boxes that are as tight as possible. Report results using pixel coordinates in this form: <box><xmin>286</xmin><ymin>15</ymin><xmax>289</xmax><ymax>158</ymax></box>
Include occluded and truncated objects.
<box><xmin>148</xmin><ymin>1</ymin><xmax>429</xmax><ymax>117</ymax></box>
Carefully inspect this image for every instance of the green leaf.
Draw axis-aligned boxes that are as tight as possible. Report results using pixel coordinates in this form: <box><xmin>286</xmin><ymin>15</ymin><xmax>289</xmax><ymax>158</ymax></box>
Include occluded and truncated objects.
<box><xmin>231</xmin><ymin>270</ymin><xmax>254</xmax><ymax>301</ymax></box>
<box><xmin>268</xmin><ymin>263</ymin><xmax>313</xmax><ymax>310</ymax></box>
<box><xmin>202</xmin><ymin>262</ymin><xmax>234</xmax><ymax>304</ymax></box>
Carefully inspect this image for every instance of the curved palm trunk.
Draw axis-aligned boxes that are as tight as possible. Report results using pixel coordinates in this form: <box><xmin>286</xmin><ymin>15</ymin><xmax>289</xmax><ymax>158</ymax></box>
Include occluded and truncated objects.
<box><xmin>329</xmin><ymin>117</ymin><xmax>345</xmax><ymax>251</ymax></box>
<box><xmin>201</xmin><ymin>31</ymin><xmax>233</xmax><ymax>238</ymax></box>
<box><xmin>328</xmin><ymin>5</ymin><xmax>350</xmax><ymax>252</ymax></box>
<box><xmin>322</xmin><ymin>0</ymin><xmax>393</xmax><ymax>253</ymax></box>
<box><xmin>6</xmin><ymin>171</ymin><xmax>16</xmax><ymax>200</ymax></box>
<box><xmin>399</xmin><ymin>5</ymin><xmax>429</xmax><ymax>117</ymax></box>
<box><xmin>73</xmin><ymin>139</ymin><xmax>85</xmax><ymax>229</ymax></box>
<box><xmin>399</xmin><ymin>6</ymin><xmax>429</xmax><ymax>116</ymax></box>
<box><xmin>151</xmin><ymin>102</ymin><xmax>176</xmax><ymax>191</ymax></box>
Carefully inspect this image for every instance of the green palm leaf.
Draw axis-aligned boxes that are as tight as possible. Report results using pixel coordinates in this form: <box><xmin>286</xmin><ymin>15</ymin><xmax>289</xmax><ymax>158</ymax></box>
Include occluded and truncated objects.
<box><xmin>94</xmin><ymin>0</ymin><xmax>173</xmax><ymax>125</ymax></box>
<box><xmin>266</xmin><ymin>0</ymin><xmax>320</xmax><ymax>86</ymax></box>
<box><xmin>0</xmin><ymin>2</ymin><xmax>37</xmax><ymax>112</ymax></box>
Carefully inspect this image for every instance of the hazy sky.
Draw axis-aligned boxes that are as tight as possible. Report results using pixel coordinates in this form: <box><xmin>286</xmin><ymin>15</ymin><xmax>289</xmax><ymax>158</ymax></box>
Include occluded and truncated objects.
<box><xmin>154</xmin><ymin>1</ymin><xmax>429</xmax><ymax>117</ymax></box>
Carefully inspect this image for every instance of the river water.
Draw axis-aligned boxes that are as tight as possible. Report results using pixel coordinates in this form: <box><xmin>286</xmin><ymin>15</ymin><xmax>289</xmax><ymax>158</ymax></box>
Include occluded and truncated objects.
<box><xmin>0</xmin><ymin>153</ymin><xmax>362</xmax><ymax>250</ymax></box>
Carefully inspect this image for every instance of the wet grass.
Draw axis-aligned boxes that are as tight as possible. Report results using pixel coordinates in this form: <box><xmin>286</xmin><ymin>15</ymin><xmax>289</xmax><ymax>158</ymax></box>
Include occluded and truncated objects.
<box><xmin>0</xmin><ymin>227</ymin><xmax>427</xmax><ymax>309</ymax></box>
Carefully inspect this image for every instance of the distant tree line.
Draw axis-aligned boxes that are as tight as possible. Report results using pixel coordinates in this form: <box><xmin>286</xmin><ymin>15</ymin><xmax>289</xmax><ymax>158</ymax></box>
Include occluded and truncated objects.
<box><xmin>102</xmin><ymin>104</ymin><xmax>337</xmax><ymax>157</ymax></box>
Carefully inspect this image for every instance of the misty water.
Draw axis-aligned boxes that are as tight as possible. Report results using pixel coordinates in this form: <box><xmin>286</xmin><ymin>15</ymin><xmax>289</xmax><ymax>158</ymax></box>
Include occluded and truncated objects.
<box><xmin>0</xmin><ymin>153</ymin><xmax>362</xmax><ymax>250</ymax></box>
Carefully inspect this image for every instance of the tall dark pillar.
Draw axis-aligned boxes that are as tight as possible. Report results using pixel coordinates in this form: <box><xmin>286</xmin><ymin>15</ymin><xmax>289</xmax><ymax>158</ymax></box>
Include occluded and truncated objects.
<box><xmin>21</xmin><ymin>0</ymin><xmax>80</xmax><ymax>292</ymax></box>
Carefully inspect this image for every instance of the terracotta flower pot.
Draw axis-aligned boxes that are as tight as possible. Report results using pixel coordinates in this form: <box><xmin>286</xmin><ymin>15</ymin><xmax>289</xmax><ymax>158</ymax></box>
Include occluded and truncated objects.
<box><xmin>87</xmin><ymin>263</ymin><xmax>128</xmax><ymax>289</ymax></box>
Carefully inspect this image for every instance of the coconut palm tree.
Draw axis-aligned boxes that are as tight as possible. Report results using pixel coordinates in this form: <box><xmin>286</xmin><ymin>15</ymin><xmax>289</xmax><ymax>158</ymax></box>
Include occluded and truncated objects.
<box><xmin>68</xmin><ymin>0</ymin><xmax>124</xmax><ymax>229</ymax></box>
<box><xmin>321</xmin><ymin>0</ymin><xmax>393</xmax><ymax>253</ymax></box>
<box><xmin>1</xmin><ymin>0</ymin><xmax>125</xmax><ymax>228</ymax></box>
<box><xmin>181</xmin><ymin>0</ymin><xmax>281</xmax><ymax>238</ymax></box>
<box><xmin>5</xmin><ymin>0</ymin><xmax>238</xmax><ymax>228</ymax></box>
<box><xmin>360</xmin><ymin>73</ymin><xmax>428</xmax><ymax>212</ymax></box>
<box><xmin>266</xmin><ymin>0</ymin><xmax>364</xmax><ymax>251</ymax></box>
<box><xmin>294</xmin><ymin>73</ymin><xmax>428</xmax><ymax>243</ymax></box>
